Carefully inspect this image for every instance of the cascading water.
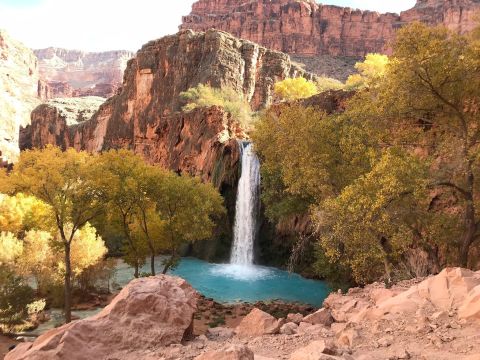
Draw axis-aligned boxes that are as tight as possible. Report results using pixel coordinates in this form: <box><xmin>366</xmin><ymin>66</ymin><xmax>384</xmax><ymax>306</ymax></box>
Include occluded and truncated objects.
<box><xmin>230</xmin><ymin>142</ymin><xmax>261</xmax><ymax>265</ymax></box>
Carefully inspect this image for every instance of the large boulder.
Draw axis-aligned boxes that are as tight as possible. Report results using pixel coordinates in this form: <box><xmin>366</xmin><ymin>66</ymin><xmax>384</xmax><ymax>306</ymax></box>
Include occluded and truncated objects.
<box><xmin>6</xmin><ymin>275</ymin><xmax>197</xmax><ymax>360</ymax></box>
<box><xmin>195</xmin><ymin>345</ymin><xmax>254</xmax><ymax>360</ymax></box>
<box><xmin>360</xmin><ymin>268</ymin><xmax>480</xmax><ymax>321</ymax></box>
<box><xmin>236</xmin><ymin>308</ymin><xmax>282</xmax><ymax>337</ymax></box>
<box><xmin>303</xmin><ymin>308</ymin><xmax>334</xmax><ymax>326</ymax></box>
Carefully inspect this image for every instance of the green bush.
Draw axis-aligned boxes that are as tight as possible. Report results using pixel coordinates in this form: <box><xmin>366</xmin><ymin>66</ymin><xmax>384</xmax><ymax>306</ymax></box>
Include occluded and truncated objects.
<box><xmin>0</xmin><ymin>267</ymin><xmax>35</xmax><ymax>333</ymax></box>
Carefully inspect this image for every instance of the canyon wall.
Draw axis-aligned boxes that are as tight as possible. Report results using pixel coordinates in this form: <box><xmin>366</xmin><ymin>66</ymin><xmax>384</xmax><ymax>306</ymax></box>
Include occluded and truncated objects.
<box><xmin>181</xmin><ymin>0</ymin><xmax>480</xmax><ymax>62</ymax></box>
<box><xmin>23</xmin><ymin>29</ymin><xmax>315</xmax><ymax>261</ymax></box>
<box><xmin>0</xmin><ymin>30</ymin><xmax>40</xmax><ymax>161</ymax></box>
<box><xmin>34</xmin><ymin>47</ymin><xmax>134</xmax><ymax>99</ymax></box>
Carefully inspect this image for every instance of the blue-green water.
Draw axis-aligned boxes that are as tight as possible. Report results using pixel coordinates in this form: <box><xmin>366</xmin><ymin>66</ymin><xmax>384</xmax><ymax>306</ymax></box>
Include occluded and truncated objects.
<box><xmin>115</xmin><ymin>257</ymin><xmax>330</xmax><ymax>307</ymax></box>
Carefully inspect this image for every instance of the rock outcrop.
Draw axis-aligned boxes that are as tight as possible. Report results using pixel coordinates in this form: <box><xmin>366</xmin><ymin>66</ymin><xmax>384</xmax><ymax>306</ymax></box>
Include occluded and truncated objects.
<box><xmin>0</xmin><ymin>30</ymin><xmax>40</xmax><ymax>161</ymax></box>
<box><xmin>236</xmin><ymin>308</ymin><xmax>283</xmax><ymax>337</ymax></box>
<box><xmin>34</xmin><ymin>48</ymin><xmax>134</xmax><ymax>99</ymax></box>
<box><xmin>181</xmin><ymin>0</ymin><xmax>480</xmax><ymax>76</ymax></box>
<box><xmin>20</xmin><ymin>97</ymin><xmax>105</xmax><ymax>151</ymax></box>
<box><xmin>6</xmin><ymin>275</ymin><xmax>198</xmax><ymax>360</ymax></box>
<box><xmin>22</xmin><ymin>29</ymin><xmax>313</xmax><ymax>183</ymax></box>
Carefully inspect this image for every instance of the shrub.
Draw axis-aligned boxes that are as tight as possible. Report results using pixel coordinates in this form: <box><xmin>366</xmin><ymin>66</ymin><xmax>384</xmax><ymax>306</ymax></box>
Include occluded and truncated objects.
<box><xmin>180</xmin><ymin>84</ymin><xmax>253</xmax><ymax>128</ymax></box>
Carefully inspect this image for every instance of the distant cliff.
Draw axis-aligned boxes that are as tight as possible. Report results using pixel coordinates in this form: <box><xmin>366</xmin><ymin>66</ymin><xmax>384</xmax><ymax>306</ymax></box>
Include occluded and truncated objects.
<box><xmin>181</xmin><ymin>0</ymin><xmax>480</xmax><ymax>72</ymax></box>
<box><xmin>0</xmin><ymin>30</ymin><xmax>40</xmax><ymax>161</ymax></box>
<box><xmin>34</xmin><ymin>48</ymin><xmax>134</xmax><ymax>99</ymax></box>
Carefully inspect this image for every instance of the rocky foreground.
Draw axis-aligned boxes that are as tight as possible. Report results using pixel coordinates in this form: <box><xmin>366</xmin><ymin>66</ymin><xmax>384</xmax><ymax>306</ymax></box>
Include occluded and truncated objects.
<box><xmin>5</xmin><ymin>267</ymin><xmax>480</xmax><ymax>360</ymax></box>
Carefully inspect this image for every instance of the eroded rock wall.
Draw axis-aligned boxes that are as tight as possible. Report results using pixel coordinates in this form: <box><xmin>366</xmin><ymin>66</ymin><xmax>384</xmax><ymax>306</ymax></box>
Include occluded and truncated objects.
<box><xmin>181</xmin><ymin>0</ymin><xmax>480</xmax><ymax>58</ymax></box>
<box><xmin>0</xmin><ymin>30</ymin><xmax>40</xmax><ymax>161</ymax></box>
<box><xmin>34</xmin><ymin>47</ymin><xmax>134</xmax><ymax>99</ymax></box>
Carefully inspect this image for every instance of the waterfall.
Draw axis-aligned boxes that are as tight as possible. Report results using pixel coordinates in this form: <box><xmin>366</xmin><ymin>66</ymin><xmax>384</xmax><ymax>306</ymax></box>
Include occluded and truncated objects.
<box><xmin>230</xmin><ymin>142</ymin><xmax>261</xmax><ymax>265</ymax></box>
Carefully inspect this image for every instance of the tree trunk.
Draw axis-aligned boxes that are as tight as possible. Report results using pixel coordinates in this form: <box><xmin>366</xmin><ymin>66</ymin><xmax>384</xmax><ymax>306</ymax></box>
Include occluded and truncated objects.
<box><xmin>64</xmin><ymin>243</ymin><xmax>72</xmax><ymax>324</ymax></box>
<box><xmin>459</xmin><ymin>161</ymin><xmax>476</xmax><ymax>268</ymax></box>
<box><xmin>162</xmin><ymin>249</ymin><xmax>176</xmax><ymax>275</ymax></box>
<box><xmin>134</xmin><ymin>260</ymin><xmax>139</xmax><ymax>278</ymax></box>
<box><xmin>460</xmin><ymin>199</ymin><xmax>476</xmax><ymax>267</ymax></box>
<box><xmin>151</xmin><ymin>254</ymin><xmax>156</xmax><ymax>276</ymax></box>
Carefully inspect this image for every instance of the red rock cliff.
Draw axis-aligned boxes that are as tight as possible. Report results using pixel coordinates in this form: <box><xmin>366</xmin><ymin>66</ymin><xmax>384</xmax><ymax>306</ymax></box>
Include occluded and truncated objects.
<box><xmin>22</xmin><ymin>29</ymin><xmax>313</xmax><ymax>184</ymax></box>
<box><xmin>34</xmin><ymin>48</ymin><xmax>134</xmax><ymax>99</ymax></box>
<box><xmin>180</xmin><ymin>0</ymin><xmax>480</xmax><ymax>57</ymax></box>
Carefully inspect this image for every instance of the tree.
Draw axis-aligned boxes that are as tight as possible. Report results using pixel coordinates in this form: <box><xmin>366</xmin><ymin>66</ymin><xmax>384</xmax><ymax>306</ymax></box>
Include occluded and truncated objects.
<box><xmin>314</xmin><ymin>149</ymin><xmax>441</xmax><ymax>284</ymax></box>
<box><xmin>252</xmin><ymin>104</ymin><xmax>373</xmax><ymax>215</ymax></box>
<box><xmin>1</xmin><ymin>146</ymin><xmax>105</xmax><ymax>323</ymax></box>
<box><xmin>274</xmin><ymin>77</ymin><xmax>319</xmax><ymax>101</ymax></box>
<box><xmin>0</xmin><ymin>232</ymin><xmax>22</xmax><ymax>266</ymax></box>
<box><xmin>153</xmin><ymin>173</ymin><xmax>226</xmax><ymax>274</ymax></box>
<box><xmin>345</xmin><ymin>53</ymin><xmax>389</xmax><ymax>90</ymax></box>
<box><xmin>352</xmin><ymin>23</ymin><xmax>480</xmax><ymax>267</ymax></box>
<box><xmin>95</xmin><ymin>149</ymin><xmax>149</xmax><ymax>277</ymax></box>
<box><xmin>181</xmin><ymin>84</ymin><xmax>253</xmax><ymax>128</ymax></box>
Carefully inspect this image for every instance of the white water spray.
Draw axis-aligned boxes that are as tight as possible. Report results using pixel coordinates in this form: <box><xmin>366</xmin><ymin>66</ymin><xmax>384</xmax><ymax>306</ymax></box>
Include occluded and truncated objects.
<box><xmin>230</xmin><ymin>142</ymin><xmax>261</xmax><ymax>265</ymax></box>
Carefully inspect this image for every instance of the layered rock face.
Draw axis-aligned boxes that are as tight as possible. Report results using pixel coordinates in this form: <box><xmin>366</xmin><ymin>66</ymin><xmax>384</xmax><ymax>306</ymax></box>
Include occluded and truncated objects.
<box><xmin>6</xmin><ymin>275</ymin><xmax>198</xmax><ymax>360</ymax></box>
<box><xmin>0</xmin><ymin>30</ymin><xmax>40</xmax><ymax>161</ymax></box>
<box><xmin>22</xmin><ymin>29</ymin><xmax>313</xmax><ymax>183</ymax></box>
<box><xmin>20</xmin><ymin>97</ymin><xmax>105</xmax><ymax>151</ymax></box>
<box><xmin>34</xmin><ymin>47</ymin><xmax>134</xmax><ymax>99</ymax></box>
<box><xmin>181</xmin><ymin>0</ymin><xmax>480</xmax><ymax>58</ymax></box>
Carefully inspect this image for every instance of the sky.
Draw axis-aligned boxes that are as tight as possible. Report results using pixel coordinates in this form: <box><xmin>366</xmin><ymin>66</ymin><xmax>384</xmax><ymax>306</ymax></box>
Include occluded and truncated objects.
<box><xmin>0</xmin><ymin>0</ymin><xmax>416</xmax><ymax>52</ymax></box>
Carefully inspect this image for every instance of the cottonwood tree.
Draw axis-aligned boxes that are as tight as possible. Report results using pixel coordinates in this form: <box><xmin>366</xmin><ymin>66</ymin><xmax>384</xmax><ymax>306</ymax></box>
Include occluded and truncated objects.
<box><xmin>2</xmin><ymin>146</ymin><xmax>105</xmax><ymax>323</ymax></box>
<box><xmin>153</xmin><ymin>173</ymin><xmax>225</xmax><ymax>274</ymax></box>
<box><xmin>354</xmin><ymin>23</ymin><xmax>480</xmax><ymax>267</ymax></box>
<box><xmin>96</xmin><ymin>150</ymin><xmax>149</xmax><ymax>277</ymax></box>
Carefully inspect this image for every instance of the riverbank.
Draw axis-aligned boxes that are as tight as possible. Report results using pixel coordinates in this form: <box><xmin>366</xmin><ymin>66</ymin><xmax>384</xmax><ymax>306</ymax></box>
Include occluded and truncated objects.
<box><xmin>6</xmin><ymin>268</ymin><xmax>480</xmax><ymax>360</ymax></box>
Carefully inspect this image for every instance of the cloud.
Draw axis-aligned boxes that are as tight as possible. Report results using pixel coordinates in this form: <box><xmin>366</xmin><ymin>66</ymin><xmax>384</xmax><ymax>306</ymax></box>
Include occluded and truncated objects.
<box><xmin>0</xmin><ymin>0</ymin><xmax>417</xmax><ymax>52</ymax></box>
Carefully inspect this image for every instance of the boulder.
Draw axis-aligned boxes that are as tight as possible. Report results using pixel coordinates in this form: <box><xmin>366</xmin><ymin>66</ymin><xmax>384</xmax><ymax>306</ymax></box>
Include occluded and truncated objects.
<box><xmin>289</xmin><ymin>340</ymin><xmax>337</xmax><ymax>360</ymax></box>
<box><xmin>236</xmin><ymin>308</ymin><xmax>282</xmax><ymax>337</ymax></box>
<box><xmin>287</xmin><ymin>313</ymin><xmax>304</xmax><ymax>324</ymax></box>
<box><xmin>336</xmin><ymin>328</ymin><xmax>359</xmax><ymax>348</ymax></box>
<box><xmin>459</xmin><ymin>285</ymin><xmax>480</xmax><ymax>322</ymax></box>
<box><xmin>195</xmin><ymin>345</ymin><xmax>254</xmax><ymax>360</ymax></box>
<box><xmin>355</xmin><ymin>268</ymin><xmax>480</xmax><ymax>323</ymax></box>
<box><xmin>280</xmin><ymin>322</ymin><xmax>299</xmax><ymax>335</ymax></box>
<box><xmin>303</xmin><ymin>308</ymin><xmax>334</xmax><ymax>326</ymax></box>
<box><xmin>6</xmin><ymin>275</ymin><xmax>197</xmax><ymax>360</ymax></box>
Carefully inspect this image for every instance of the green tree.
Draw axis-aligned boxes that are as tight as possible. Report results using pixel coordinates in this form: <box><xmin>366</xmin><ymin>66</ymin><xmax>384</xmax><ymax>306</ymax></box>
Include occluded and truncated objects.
<box><xmin>274</xmin><ymin>77</ymin><xmax>319</xmax><ymax>101</ymax></box>
<box><xmin>95</xmin><ymin>149</ymin><xmax>149</xmax><ymax>277</ymax></box>
<box><xmin>154</xmin><ymin>173</ymin><xmax>226</xmax><ymax>274</ymax></box>
<box><xmin>350</xmin><ymin>23</ymin><xmax>480</xmax><ymax>267</ymax></box>
<box><xmin>1</xmin><ymin>146</ymin><xmax>104</xmax><ymax>323</ymax></box>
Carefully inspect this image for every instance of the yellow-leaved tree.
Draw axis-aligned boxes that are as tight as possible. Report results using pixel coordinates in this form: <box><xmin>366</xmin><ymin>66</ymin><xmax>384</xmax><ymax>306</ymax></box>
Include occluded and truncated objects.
<box><xmin>345</xmin><ymin>53</ymin><xmax>389</xmax><ymax>90</ymax></box>
<box><xmin>1</xmin><ymin>146</ymin><xmax>105</xmax><ymax>323</ymax></box>
<box><xmin>274</xmin><ymin>77</ymin><xmax>319</xmax><ymax>101</ymax></box>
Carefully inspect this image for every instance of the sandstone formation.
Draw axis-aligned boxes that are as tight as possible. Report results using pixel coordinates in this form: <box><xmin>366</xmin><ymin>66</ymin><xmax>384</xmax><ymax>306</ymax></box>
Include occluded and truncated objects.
<box><xmin>181</xmin><ymin>0</ymin><xmax>480</xmax><ymax>76</ymax></box>
<box><xmin>22</xmin><ymin>29</ymin><xmax>313</xmax><ymax>185</ymax></box>
<box><xmin>0</xmin><ymin>30</ymin><xmax>40</xmax><ymax>161</ymax></box>
<box><xmin>34</xmin><ymin>47</ymin><xmax>134</xmax><ymax>99</ymax></box>
<box><xmin>20</xmin><ymin>97</ymin><xmax>105</xmax><ymax>151</ymax></box>
<box><xmin>6</xmin><ymin>275</ymin><xmax>198</xmax><ymax>360</ymax></box>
